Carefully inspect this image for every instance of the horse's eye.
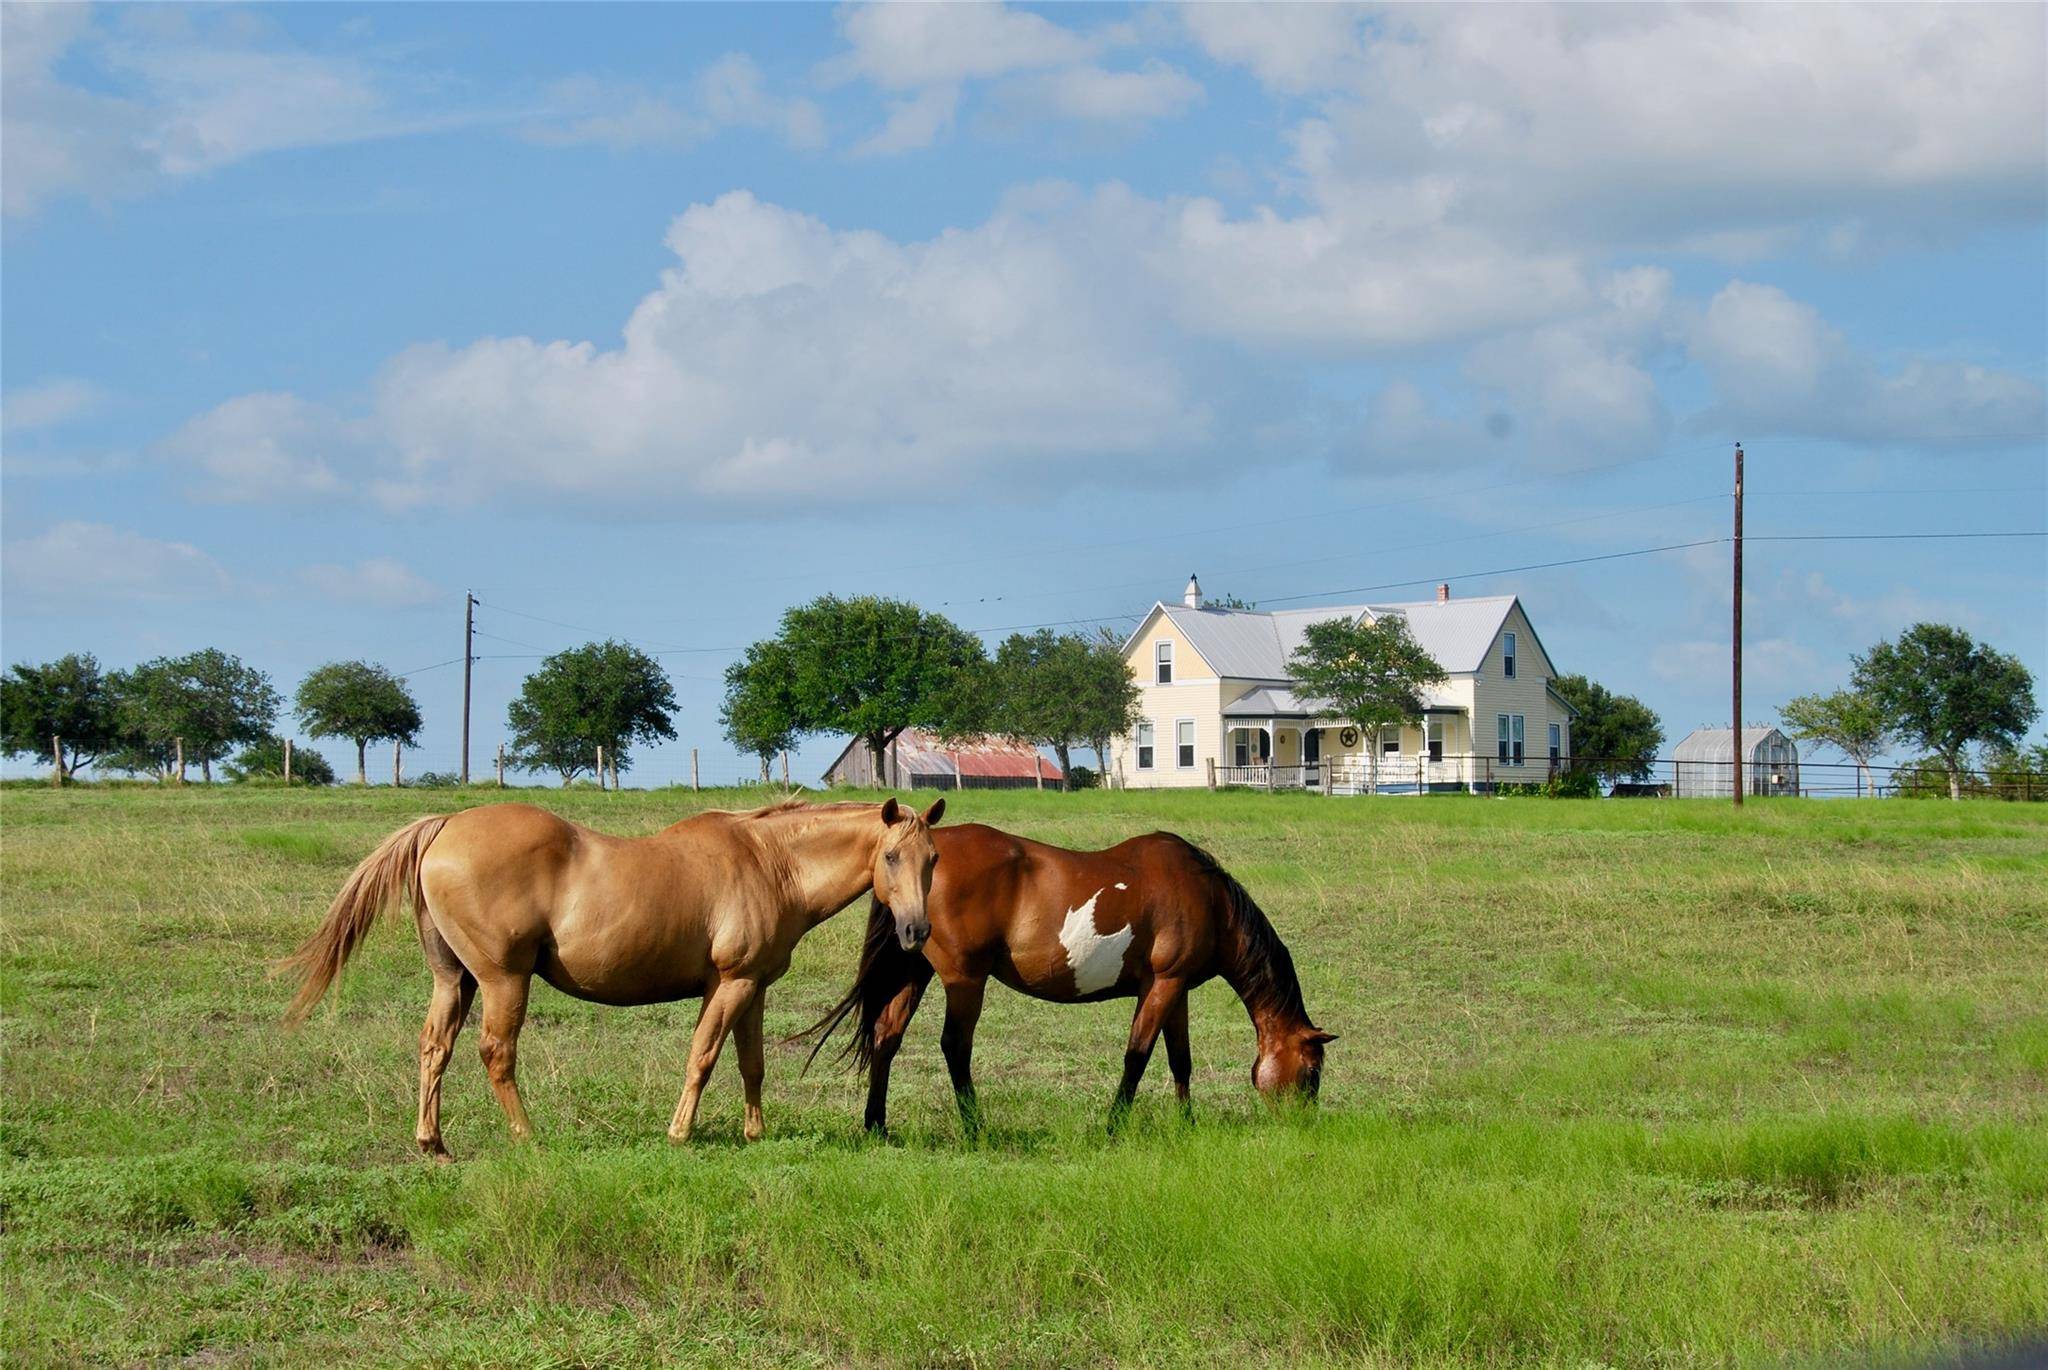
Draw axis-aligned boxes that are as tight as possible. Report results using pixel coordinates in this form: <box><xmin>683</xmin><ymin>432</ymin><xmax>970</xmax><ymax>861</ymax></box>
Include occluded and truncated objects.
<box><xmin>885</xmin><ymin>851</ymin><xmax>899</xmax><ymax>865</ymax></box>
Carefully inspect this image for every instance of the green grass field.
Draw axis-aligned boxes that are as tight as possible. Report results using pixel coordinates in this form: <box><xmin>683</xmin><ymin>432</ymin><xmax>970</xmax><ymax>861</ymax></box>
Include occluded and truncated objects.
<box><xmin>3</xmin><ymin>783</ymin><xmax>2044</xmax><ymax>1366</ymax></box>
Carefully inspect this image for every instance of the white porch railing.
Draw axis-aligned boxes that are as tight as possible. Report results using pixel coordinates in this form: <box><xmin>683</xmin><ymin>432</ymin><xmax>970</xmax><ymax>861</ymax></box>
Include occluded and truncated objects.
<box><xmin>1213</xmin><ymin>754</ymin><xmax>1562</xmax><ymax>794</ymax></box>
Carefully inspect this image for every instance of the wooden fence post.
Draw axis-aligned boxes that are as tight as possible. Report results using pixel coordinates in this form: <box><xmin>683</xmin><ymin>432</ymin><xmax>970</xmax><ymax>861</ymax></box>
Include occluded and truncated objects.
<box><xmin>393</xmin><ymin>740</ymin><xmax>403</xmax><ymax>788</ymax></box>
<box><xmin>175</xmin><ymin>737</ymin><xmax>185</xmax><ymax>785</ymax></box>
<box><xmin>496</xmin><ymin>743</ymin><xmax>506</xmax><ymax>788</ymax></box>
<box><xmin>283</xmin><ymin>738</ymin><xmax>293</xmax><ymax>786</ymax></box>
<box><xmin>1205</xmin><ymin>757</ymin><xmax>1217</xmax><ymax>791</ymax></box>
<box><xmin>51</xmin><ymin>734</ymin><xmax>64</xmax><ymax>787</ymax></box>
<box><xmin>596</xmin><ymin>745</ymin><xmax>606</xmax><ymax>791</ymax></box>
<box><xmin>691</xmin><ymin>748</ymin><xmax>700</xmax><ymax>791</ymax></box>
<box><xmin>781</xmin><ymin>750</ymin><xmax>790</xmax><ymax>786</ymax></box>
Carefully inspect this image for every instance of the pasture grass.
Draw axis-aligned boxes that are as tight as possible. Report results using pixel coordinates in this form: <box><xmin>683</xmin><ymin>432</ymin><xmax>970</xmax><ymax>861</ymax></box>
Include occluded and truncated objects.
<box><xmin>2</xmin><ymin>782</ymin><xmax>2045</xmax><ymax>1365</ymax></box>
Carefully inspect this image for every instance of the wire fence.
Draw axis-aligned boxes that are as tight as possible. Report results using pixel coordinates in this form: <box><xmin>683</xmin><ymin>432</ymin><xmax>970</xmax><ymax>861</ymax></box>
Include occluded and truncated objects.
<box><xmin>1202</xmin><ymin>753</ymin><xmax>2045</xmax><ymax>801</ymax></box>
<box><xmin>21</xmin><ymin>743</ymin><xmax>2045</xmax><ymax>801</ymax></box>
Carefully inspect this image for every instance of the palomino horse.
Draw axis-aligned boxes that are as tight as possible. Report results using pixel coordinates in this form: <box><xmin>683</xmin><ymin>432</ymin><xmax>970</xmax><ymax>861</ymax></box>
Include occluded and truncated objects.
<box><xmin>810</xmin><ymin>823</ymin><xmax>1333</xmax><ymax>1134</ymax></box>
<box><xmin>283</xmin><ymin>796</ymin><xmax>943</xmax><ymax>1158</ymax></box>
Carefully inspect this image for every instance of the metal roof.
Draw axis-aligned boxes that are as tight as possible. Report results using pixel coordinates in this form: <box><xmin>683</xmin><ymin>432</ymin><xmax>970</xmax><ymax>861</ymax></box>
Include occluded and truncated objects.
<box><xmin>1671</xmin><ymin>726</ymin><xmax>1794</xmax><ymax>763</ymax></box>
<box><xmin>822</xmin><ymin>730</ymin><xmax>1062</xmax><ymax>781</ymax></box>
<box><xmin>1222</xmin><ymin>685</ymin><xmax>1319</xmax><ymax>717</ymax></box>
<box><xmin>1149</xmin><ymin>595</ymin><xmax>1520</xmax><ymax>679</ymax></box>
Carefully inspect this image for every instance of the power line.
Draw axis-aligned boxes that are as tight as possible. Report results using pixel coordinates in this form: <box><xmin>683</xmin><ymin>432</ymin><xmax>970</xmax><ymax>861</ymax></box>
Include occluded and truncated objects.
<box><xmin>395</xmin><ymin>657</ymin><xmax>466</xmax><ymax>678</ymax></box>
<box><xmin>1747</xmin><ymin>531</ymin><xmax>2045</xmax><ymax>543</ymax></box>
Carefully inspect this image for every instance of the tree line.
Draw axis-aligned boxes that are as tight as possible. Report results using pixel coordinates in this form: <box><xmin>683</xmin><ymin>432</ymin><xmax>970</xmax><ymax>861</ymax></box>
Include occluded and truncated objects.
<box><xmin>0</xmin><ymin>595</ymin><xmax>1140</xmax><ymax>791</ymax></box>
<box><xmin>8</xmin><ymin>607</ymin><xmax>2034</xmax><ymax>798</ymax></box>
<box><xmin>718</xmin><ymin>595</ymin><xmax>1140</xmax><ymax>789</ymax></box>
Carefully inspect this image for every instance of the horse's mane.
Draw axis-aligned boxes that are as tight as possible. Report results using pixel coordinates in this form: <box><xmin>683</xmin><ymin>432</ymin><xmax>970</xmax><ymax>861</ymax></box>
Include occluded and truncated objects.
<box><xmin>1181</xmin><ymin>840</ymin><xmax>1310</xmax><ymax>1026</ymax></box>
<box><xmin>740</xmin><ymin>795</ymin><xmax>814</xmax><ymax>818</ymax></box>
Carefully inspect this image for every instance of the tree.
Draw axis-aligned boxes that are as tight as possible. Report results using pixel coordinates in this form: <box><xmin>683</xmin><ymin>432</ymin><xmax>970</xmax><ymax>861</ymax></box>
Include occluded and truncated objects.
<box><xmin>772</xmin><ymin>596</ymin><xmax>986</xmax><ymax>787</ymax></box>
<box><xmin>1287</xmin><ymin>615</ymin><xmax>1448</xmax><ymax>792</ymax></box>
<box><xmin>295</xmin><ymin>661</ymin><xmax>424</xmax><ymax>785</ymax></box>
<box><xmin>116</xmin><ymin>649</ymin><xmax>280</xmax><ymax>782</ymax></box>
<box><xmin>1982</xmin><ymin>739</ymin><xmax>2048</xmax><ymax>802</ymax></box>
<box><xmin>1080</xmin><ymin>630</ymin><xmax>1144</xmax><ymax>788</ymax></box>
<box><xmin>992</xmin><ymin>630</ymin><xmax>1096</xmax><ymax>791</ymax></box>
<box><xmin>224</xmin><ymin>734</ymin><xmax>337</xmax><ymax>785</ymax></box>
<box><xmin>1</xmin><ymin>653</ymin><xmax>121</xmax><ymax>778</ymax></box>
<box><xmin>1550</xmin><ymin>673</ymin><xmax>1666</xmax><ymax>785</ymax></box>
<box><xmin>720</xmin><ymin>639</ymin><xmax>800</xmax><ymax>783</ymax></box>
<box><xmin>1853</xmin><ymin>623</ymin><xmax>2040</xmax><ymax>801</ymax></box>
<box><xmin>506</xmin><ymin>640</ymin><xmax>677</xmax><ymax>785</ymax></box>
<box><xmin>1780</xmin><ymin>688</ymin><xmax>1890</xmax><ymax>798</ymax></box>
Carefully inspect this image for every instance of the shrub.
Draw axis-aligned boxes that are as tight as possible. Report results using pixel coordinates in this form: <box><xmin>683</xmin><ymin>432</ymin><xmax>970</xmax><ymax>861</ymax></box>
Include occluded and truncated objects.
<box><xmin>224</xmin><ymin>736</ymin><xmax>335</xmax><ymax>786</ymax></box>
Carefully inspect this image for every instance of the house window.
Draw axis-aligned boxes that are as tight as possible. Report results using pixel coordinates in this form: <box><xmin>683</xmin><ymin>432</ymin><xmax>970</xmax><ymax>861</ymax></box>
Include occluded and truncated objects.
<box><xmin>1175</xmin><ymin>720</ymin><xmax>1196</xmax><ymax>769</ymax></box>
<box><xmin>1549</xmin><ymin>722</ymin><xmax>1562</xmax><ymax>765</ymax></box>
<box><xmin>1381</xmin><ymin>726</ymin><xmax>1402</xmax><ymax>756</ymax></box>
<box><xmin>1135</xmin><ymin>721</ymin><xmax>1155</xmax><ymax>770</ymax></box>
<box><xmin>1233</xmin><ymin>730</ymin><xmax>1249</xmax><ymax>767</ymax></box>
<box><xmin>1503</xmin><ymin>631</ymin><xmax>1517</xmax><ymax>679</ymax></box>
<box><xmin>1498</xmin><ymin>714</ymin><xmax>1524</xmax><ymax>765</ymax></box>
<box><xmin>1155</xmin><ymin>641</ymin><xmax>1173</xmax><ymax>685</ymax></box>
<box><xmin>1427</xmin><ymin>717</ymin><xmax>1444</xmax><ymax>763</ymax></box>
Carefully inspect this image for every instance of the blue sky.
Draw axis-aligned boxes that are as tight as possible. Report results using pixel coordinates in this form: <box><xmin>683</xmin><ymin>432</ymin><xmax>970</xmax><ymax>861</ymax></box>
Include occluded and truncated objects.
<box><xmin>4</xmin><ymin>2</ymin><xmax>2044</xmax><ymax>785</ymax></box>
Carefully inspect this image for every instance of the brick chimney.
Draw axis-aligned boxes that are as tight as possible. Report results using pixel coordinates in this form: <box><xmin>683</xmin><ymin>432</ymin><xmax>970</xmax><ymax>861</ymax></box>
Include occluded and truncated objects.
<box><xmin>1184</xmin><ymin>574</ymin><xmax>1202</xmax><ymax>609</ymax></box>
<box><xmin>1436</xmin><ymin>583</ymin><xmax>1450</xmax><ymax>603</ymax></box>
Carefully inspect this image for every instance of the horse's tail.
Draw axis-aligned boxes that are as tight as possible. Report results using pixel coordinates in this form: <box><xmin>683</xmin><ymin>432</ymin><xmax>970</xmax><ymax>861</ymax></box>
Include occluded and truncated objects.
<box><xmin>800</xmin><ymin>896</ymin><xmax>923</xmax><ymax>1078</ymax></box>
<box><xmin>278</xmin><ymin>815</ymin><xmax>449</xmax><ymax>1026</ymax></box>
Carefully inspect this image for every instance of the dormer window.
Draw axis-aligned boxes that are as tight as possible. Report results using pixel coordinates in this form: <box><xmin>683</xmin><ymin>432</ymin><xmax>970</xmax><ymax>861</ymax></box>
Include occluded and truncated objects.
<box><xmin>1155</xmin><ymin>640</ymin><xmax>1173</xmax><ymax>685</ymax></box>
<box><xmin>1503</xmin><ymin>631</ymin><xmax>1517</xmax><ymax>679</ymax></box>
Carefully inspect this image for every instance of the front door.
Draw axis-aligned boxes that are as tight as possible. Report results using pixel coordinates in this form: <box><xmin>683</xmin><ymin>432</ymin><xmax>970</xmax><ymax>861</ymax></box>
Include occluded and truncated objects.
<box><xmin>1303</xmin><ymin>728</ymin><xmax>1321</xmax><ymax>786</ymax></box>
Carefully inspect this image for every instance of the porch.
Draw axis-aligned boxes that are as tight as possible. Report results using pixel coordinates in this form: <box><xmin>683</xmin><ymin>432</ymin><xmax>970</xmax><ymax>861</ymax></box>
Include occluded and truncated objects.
<box><xmin>1218</xmin><ymin>689</ymin><xmax>1488</xmax><ymax>795</ymax></box>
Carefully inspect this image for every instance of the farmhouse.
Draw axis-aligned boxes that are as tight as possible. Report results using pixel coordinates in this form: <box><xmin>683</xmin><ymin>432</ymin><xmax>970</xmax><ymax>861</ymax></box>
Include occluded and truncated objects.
<box><xmin>1672</xmin><ymin>726</ymin><xmax>1801</xmax><ymax>798</ymax></box>
<box><xmin>823</xmin><ymin>730</ymin><xmax>1064</xmax><ymax>790</ymax></box>
<box><xmin>1109</xmin><ymin>576</ymin><xmax>1577</xmax><ymax>794</ymax></box>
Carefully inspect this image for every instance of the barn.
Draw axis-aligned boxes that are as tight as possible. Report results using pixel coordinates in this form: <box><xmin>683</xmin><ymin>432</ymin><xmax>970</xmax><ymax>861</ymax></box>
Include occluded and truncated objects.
<box><xmin>822</xmin><ymin>730</ymin><xmax>1064</xmax><ymax>790</ymax></box>
<box><xmin>1672</xmin><ymin>726</ymin><xmax>1802</xmax><ymax>798</ymax></box>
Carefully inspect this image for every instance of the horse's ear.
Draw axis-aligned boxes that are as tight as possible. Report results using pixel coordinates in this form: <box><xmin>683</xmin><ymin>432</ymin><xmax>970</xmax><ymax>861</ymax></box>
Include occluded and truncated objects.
<box><xmin>880</xmin><ymin>797</ymin><xmax>902</xmax><ymax>825</ymax></box>
<box><xmin>1308</xmin><ymin>1029</ymin><xmax>1338</xmax><ymax>1044</ymax></box>
<box><xmin>922</xmin><ymin>797</ymin><xmax>946</xmax><ymax>826</ymax></box>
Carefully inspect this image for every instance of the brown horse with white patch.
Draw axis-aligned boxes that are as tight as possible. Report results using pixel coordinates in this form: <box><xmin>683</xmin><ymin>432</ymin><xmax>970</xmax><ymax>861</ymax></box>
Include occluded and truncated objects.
<box><xmin>282</xmin><ymin>796</ymin><xmax>943</xmax><ymax>1158</ymax></box>
<box><xmin>810</xmin><ymin>822</ymin><xmax>1332</xmax><ymax>1134</ymax></box>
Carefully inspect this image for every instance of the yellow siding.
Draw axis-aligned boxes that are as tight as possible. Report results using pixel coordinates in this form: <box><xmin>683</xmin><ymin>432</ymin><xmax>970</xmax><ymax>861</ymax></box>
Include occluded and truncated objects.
<box><xmin>1109</xmin><ymin>598</ymin><xmax>1572</xmax><ymax>791</ymax></box>
<box><xmin>1112</xmin><ymin>607</ymin><xmax>1235</xmax><ymax>788</ymax></box>
<box><xmin>1469</xmin><ymin>602</ymin><xmax>1572</xmax><ymax>778</ymax></box>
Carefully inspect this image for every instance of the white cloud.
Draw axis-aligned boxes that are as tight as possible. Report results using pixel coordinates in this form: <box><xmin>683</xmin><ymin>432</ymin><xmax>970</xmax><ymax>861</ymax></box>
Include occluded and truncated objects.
<box><xmin>301</xmin><ymin>557</ymin><xmax>441</xmax><ymax>608</ymax></box>
<box><xmin>1187</xmin><ymin>4</ymin><xmax>2045</xmax><ymax>252</ymax></box>
<box><xmin>1692</xmin><ymin>282</ymin><xmax>2046</xmax><ymax>449</ymax></box>
<box><xmin>1001</xmin><ymin>61</ymin><xmax>1203</xmax><ymax>124</ymax></box>
<box><xmin>198</xmin><ymin>189</ymin><xmax>1211</xmax><ymax>510</ymax></box>
<box><xmin>159</xmin><ymin>392</ymin><xmax>347</xmax><ymax>503</ymax></box>
<box><xmin>1</xmin><ymin>522</ymin><xmax>231</xmax><ymax>612</ymax></box>
<box><xmin>0</xmin><ymin>6</ymin><xmax>461</xmax><ymax>217</ymax></box>
<box><xmin>828</xmin><ymin>3</ymin><xmax>1202</xmax><ymax>153</ymax></box>
<box><xmin>1176</xmin><ymin>3</ymin><xmax>1367</xmax><ymax>94</ymax></box>
<box><xmin>1</xmin><ymin>378</ymin><xmax>103</xmax><ymax>434</ymax></box>
<box><xmin>828</xmin><ymin>3</ymin><xmax>1095</xmax><ymax>90</ymax></box>
<box><xmin>853</xmin><ymin>85</ymin><xmax>961</xmax><ymax>158</ymax></box>
<box><xmin>527</xmin><ymin>55</ymin><xmax>824</xmax><ymax>152</ymax></box>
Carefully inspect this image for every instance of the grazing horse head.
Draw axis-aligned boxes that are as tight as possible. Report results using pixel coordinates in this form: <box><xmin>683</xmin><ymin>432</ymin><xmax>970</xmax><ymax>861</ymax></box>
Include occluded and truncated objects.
<box><xmin>871</xmin><ymin>796</ymin><xmax>945</xmax><ymax>950</ymax></box>
<box><xmin>1253</xmin><ymin>1023</ymin><xmax>1337</xmax><ymax>1101</ymax></box>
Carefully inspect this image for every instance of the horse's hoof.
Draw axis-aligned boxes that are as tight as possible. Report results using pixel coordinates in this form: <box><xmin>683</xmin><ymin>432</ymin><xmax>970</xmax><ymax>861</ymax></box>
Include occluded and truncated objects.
<box><xmin>418</xmin><ymin>1138</ymin><xmax>454</xmax><ymax>1163</ymax></box>
<box><xmin>666</xmin><ymin>1128</ymin><xmax>691</xmax><ymax>1146</ymax></box>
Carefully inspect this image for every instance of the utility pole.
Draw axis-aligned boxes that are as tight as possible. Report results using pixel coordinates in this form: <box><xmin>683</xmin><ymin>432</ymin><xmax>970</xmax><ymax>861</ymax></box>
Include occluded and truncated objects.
<box><xmin>1732</xmin><ymin>441</ymin><xmax>1744</xmax><ymax>809</ymax></box>
<box><xmin>460</xmin><ymin>591</ymin><xmax>476</xmax><ymax>785</ymax></box>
